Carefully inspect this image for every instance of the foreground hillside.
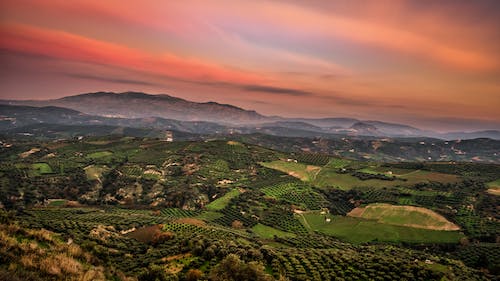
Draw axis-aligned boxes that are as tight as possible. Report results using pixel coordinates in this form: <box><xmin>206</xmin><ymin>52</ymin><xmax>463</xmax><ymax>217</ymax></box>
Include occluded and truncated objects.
<box><xmin>0</xmin><ymin>137</ymin><xmax>499</xmax><ymax>280</ymax></box>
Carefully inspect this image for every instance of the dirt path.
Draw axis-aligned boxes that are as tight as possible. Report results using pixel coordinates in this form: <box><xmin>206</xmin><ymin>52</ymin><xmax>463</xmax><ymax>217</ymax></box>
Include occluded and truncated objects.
<box><xmin>309</xmin><ymin>166</ymin><xmax>322</xmax><ymax>181</ymax></box>
<box><xmin>296</xmin><ymin>213</ymin><xmax>312</xmax><ymax>231</ymax></box>
<box><xmin>398</xmin><ymin>169</ymin><xmax>421</xmax><ymax>176</ymax></box>
<box><xmin>347</xmin><ymin>207</ymin><xmax>365</xmax><ymax>217</ymax></box>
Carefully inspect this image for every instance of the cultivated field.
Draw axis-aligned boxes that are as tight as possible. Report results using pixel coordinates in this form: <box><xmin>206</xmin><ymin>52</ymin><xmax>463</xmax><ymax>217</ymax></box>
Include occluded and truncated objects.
<box><xmin>486</xmin><ymin>179</ymin><xmax>500</xmax><ymax>195</ymax></box>
<box><xmin>251</xmin><ymin>223</ymin><xmax>296</xmax><ymax>239</ymax></box>
<box><xmin>260</xmin><ymin>160</ymin><xmax>321</xmax><ymax>181</ymax></box>
<box><xmin>262</xmin><ymin>159</ymin><xmax>460</xmax><ymax>190</ymax></box>
<box><xmin>348</xmin><ymin>203</ymin><xmax>460</xmax><ymax>230</ymax></box>
<box><xmin>297</xmin><ymin>211</ymin><xmax>463</xmax><ymax>244</ymax></box>
<box><xmin>205</xmin><ymin>189</ymin><xmax>240</xmax><ymax>211</ymax></box>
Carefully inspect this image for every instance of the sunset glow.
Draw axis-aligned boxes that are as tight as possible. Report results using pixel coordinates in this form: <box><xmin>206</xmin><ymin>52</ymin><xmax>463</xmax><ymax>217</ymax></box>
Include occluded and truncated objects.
<box><xmin>1</xmin><ymin>0</ymin><xmax>499</xmax><ymax>131</ymax></box>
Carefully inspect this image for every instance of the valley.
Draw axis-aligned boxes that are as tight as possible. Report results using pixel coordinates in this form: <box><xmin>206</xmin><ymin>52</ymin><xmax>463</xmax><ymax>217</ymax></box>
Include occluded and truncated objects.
<box><xmin>2</xmin><ymin>1</ymin><xmax>499</xmax><ymax>279</ymax></box>
<box><xmin>0</xmin><ymin>136</ymin><xmax>498</xmax><ymax>280</ymax></box>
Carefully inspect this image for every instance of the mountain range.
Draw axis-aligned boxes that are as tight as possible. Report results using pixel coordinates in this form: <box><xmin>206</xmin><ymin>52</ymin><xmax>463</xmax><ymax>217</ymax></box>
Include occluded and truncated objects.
<box><xmin>1</xmin><ymin>91</ymin><xmax>499</xmax><ymax>140</ymax></box>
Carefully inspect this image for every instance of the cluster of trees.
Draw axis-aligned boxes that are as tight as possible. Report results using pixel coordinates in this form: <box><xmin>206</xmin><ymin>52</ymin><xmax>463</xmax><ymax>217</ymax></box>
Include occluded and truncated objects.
<box><xmin>351</xmin><ymin>171</ymin><xmax>397</xmax><ymax>181</ymax></box>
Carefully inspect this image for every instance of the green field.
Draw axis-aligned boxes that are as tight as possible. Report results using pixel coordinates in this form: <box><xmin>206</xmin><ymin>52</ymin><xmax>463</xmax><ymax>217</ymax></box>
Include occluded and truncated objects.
<box><xmin>86</xmin><ymin>151</ymin><xmax>113</xmax><ymax>159</ymax></box>
<box><xmin>262</xmin><ymin>158</ymin><xmax>461</xmax><ymax>191</ymax></box>
<box><xmin>325</xmin><ymin>158</ymin><xmax>352</xmax><ymax>168</ymax></box>
<box><xmin>32</xmin><ymin>163</ymin><xmax>53</xmax><ymax>174</ymax></box>
<box><xmin>252</xmin><ymin>223</ymin><xmax>296</xmax><ymax>239</ymax></box>
<box><xmin>486</xmin><ymin>179</ymin><xmax>500</xmax><ymax>195</ymax></box>
<box><xmin>297</xmin><ymin>212</ymin><xmax>463</xmax><ymax>244</ymax></box>
<box><xmin>206</xmin><ymin>189</ymin><xmax>240</xmax><ymax>211</ymax></box>
<box><xmin>260</xmin><ymin>160</ymin><xmax>321</xmax><ymax>181</ymax></box>
<box><xmin>314</xmin><ymin>170</ymin><xmax>388</xmax><ymax>190</ymax></box>
<box><xmin>196</xmin><ymin>211</ymin><xmax>223</xmax><ymax>221</ymax></box>
<box><xmin>47</xmin><ymin>199</ymin><xmax>67</xmax><ymax>207</ymax></box>
<box><xmin>349</xmin><ymin>203</ymin><xmax>459</xmax><ymax>230</ymax></box>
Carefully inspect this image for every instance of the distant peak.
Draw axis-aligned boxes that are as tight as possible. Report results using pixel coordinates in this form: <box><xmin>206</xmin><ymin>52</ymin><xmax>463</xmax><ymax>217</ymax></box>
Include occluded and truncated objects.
<box><xmin>350</xmin><ymin>122</ymin><xmax>377</xmax><ymax>130</ymax></box>
<box><xmin>201</xmin><ymin>101</ymin><xmax>243</xmax><ymax>110</ymax></box>
<box><xmin>60</xmin><ymin>91</ymin><xmax>185</xmax><ymax>102</ymax></box>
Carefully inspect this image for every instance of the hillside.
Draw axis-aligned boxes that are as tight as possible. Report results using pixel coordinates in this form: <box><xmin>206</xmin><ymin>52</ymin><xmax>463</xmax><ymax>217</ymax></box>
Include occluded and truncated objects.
<box><xmin>1</xmin><ymin>104</ymin><xmax>500</xmax><ymax>164</ymax></box>
<box><xmin>1</xmin><ymin>92</ymin><xmax>268</xmax><ymax>124</ymax></box>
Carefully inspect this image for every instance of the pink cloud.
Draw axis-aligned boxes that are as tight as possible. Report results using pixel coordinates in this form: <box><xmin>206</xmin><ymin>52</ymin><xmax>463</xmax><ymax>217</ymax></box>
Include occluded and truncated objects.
<box><xmin>0</xmin><ymin>23</ymin><xmax>266</xmax><ymax>85</ymax></box>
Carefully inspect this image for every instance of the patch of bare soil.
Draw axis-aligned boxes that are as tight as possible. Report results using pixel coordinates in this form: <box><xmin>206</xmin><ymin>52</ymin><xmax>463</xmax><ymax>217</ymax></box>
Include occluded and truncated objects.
<box><xmin>125</xmin><ymin>225</ymin><xmax>163</xmax><ymax>243</ymax></box>
<box><xmin>175</xmin><ymin>218</ymin><xmax>205</xmax><ymax>226</ymax></box>
<box><xmin>163</xmin><ymin>253</ymin><xmax>191</xmax><ymax>262</ymax></box>
<box><xmin>487</xmin><ymin>188</ymin><xmax>500</xmax><ymax>196</ymax></box>
<box><xmin>347</xmin><ymin>207</ymin><xmax>366</xmax><ymax>217</ymax></box>
<box><xmin>348</xmin><ymin>204</ymin><xmax>460</xmax><ymax>231</ymax></box>
<box><xmin>19</xmin><ymin>148</ymin><xmax>40</xmax><ymax>158</ymax></box>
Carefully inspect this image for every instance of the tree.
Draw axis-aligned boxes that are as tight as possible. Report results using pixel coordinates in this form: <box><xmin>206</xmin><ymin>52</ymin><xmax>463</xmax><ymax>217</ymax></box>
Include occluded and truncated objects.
<box><xmin>185</xmin><ymin>269</ymin><xmax>203</xmax><ymax>281</ymax></box>
<box><xmin>231</xmin><ymin>220</ymin><xmax>243</xmax><ymax>229</ymax></box>
<box><xmin>209</xmin><ymin>254</ymin><xmax>273</xmax><ymax>281</ymax></box>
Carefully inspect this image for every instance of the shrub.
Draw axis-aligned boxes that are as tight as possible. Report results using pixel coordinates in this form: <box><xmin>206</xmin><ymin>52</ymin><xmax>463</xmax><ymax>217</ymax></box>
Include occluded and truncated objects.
<box><xmin>209</xmin><ymin>254</ymin><xmax>273</xmax><ymax>281</ymax></box>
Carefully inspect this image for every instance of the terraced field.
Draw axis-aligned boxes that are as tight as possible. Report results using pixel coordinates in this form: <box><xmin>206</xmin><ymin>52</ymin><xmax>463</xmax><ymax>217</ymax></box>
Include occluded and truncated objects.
<box><xmin>261</xmin><ymin>182</ymin><xmax>326</xmax><ymax>210</ymax></box>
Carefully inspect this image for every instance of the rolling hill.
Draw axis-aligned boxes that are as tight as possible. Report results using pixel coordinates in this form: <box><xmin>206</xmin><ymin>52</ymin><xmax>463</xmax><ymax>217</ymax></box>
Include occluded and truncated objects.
<box><xmin>5</xmin><ymin>91</ymin><xmax>495</xmax><ymax>139</ymax></box>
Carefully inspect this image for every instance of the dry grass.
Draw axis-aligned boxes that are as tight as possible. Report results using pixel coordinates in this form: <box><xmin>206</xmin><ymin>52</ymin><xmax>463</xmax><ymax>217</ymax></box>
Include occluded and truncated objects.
<box><xmin>26</xmin><ymin>228</ymin><xmax>55</xmax><ymax>243</ymax></box>
<box><xmin>67</xmin><ymin>244</ymin><xmax>83</xmax><ymax>258</ymax></box>
<box><xmin>81</xmin><ymin>267</ymin><xmax>107</xmax><ymax>281</ymax></box>
<box><xmin>56</xmin><ymin>253</ymin><xmax>82</xmax><ymax>274</ymax></box>
<box><xmin>175</xmin><ymin>218</ymin><xmax>206</xmax><ymax>226</ymax></box>
<box><xmin>0</xmin><ymin>222</ymin><xmax>132</xmax><ymax>280</ymax></box>
<box><xmin>40</xmin><ymin>256</ymin><xmax>62</xmax><ymax>276</ymax></box>
<box><xmin>20</xmin><ymin>254</ymin><xmax>36</xmax><ymax>267</ymax></box>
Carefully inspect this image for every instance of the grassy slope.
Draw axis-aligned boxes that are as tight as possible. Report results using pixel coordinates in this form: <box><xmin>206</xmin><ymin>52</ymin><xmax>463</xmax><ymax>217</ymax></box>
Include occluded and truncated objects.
<box><xmin>260</xmin><ymin>161</ymin><xmax>321</xmax><ymax>181</ymax></box>
<box><xmin>32</xmin><ymin>163</ymin><xmax>53</xmax><ymax>174</ymax></box>
<box><xmin>486</xmin><ymin>179</ymin><xmax>500</xmax><ymax>195</ymax></box>
<box><xmin>205</xmin><ymin>189</ymin><xmax>240</xmax><ymax>211</ymax></box>
<box><xmin>349</xmin><ymin>203</ymin><xmax>459</xmax><ymax>230</ymax></box>
<box><xmin>298</xmin><ymin>212</ymin><xmax>463</xmax><ymax>244</ymax></box>
<box><xmin>0</xmin><ymin>223</ymin><xmax>112</xmax><ymax>280</ymax></box>
<box><xmin>262</xmin><ymin>160</ymin><xmax>459</xmax><ymax>190</ymax></box>
<box><xmin>252</xmin><ymin>223</ymin><xmax>296</xmax><ymax>239</ymax></box>
<box><xmin>86</xmin><ymin>151</ymin><xmax>113</xmax><ymax>159</ymax></box>
<box><xmin>84</xmin><ymin>165</ymin><xmax>107</xmax><ymax>180</ymax></box>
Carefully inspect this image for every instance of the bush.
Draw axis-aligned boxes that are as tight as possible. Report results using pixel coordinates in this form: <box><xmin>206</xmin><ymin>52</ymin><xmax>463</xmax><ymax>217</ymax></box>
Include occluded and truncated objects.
<box><xmin>209</xmin><ymin>254</ymin><xmax>273</xmax><ymax>281</ymax></box>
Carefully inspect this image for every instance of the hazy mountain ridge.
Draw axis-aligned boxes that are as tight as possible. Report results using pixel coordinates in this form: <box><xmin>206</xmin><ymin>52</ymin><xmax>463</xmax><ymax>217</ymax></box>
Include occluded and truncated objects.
<box><xmin>1</xmin><ymin>91</ymin><xmax>267</xmax><ymax>125</ymax></box>
<box><xmin>1</xmin><ymin>104</ymin><xmax>499</xmax><ymax>163</ymax></box>
<box><xmin>1</xmin><ymin>91</ymin><xmax>499</xmax><ymax>140</ymax></box>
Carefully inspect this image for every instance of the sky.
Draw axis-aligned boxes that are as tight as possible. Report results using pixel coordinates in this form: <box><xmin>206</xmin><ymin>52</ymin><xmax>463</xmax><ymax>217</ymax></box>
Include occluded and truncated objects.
<box><xmin>0</xmin><ymin>0</ymin><xmax>499</xmax><ymax>131</ymax></box>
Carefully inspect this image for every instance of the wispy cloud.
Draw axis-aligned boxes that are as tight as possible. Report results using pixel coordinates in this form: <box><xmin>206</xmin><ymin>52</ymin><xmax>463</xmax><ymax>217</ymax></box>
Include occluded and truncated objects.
<box><xmin>0</xmin><ymin>23</ymin><xmax>267</xmax><ymax>85</ymax></box>
<box><xmin>0</xmin><ymin>0</ymin><xmax>498</xmax><ymax>131</ymax></box>
<box><xmin>64</xmin><ymin>73</ymin><xmax>161</xmax><ymax>87</ymax></box>
<box><xmin>243</xmin><ymin>85</ymin><xmax>313</xmax><ymax>96</ymax></box>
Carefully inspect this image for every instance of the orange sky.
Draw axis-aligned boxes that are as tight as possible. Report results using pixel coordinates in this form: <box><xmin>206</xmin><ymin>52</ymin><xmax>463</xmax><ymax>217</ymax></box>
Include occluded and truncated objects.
<box><xmin>0</xmin><ymin>0</ymin><xmax>499</xmax><ymax>131</ymax></box>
